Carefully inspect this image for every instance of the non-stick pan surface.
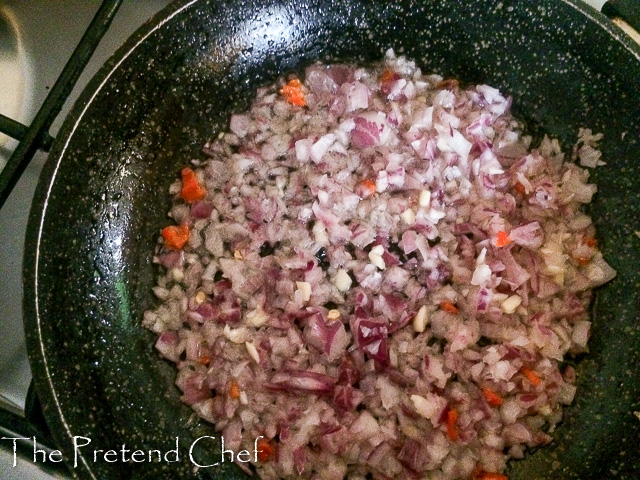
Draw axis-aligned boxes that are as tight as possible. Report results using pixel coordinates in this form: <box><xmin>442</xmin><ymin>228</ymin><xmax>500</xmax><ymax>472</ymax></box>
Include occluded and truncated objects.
<box><xmin>24</xmin><ymin>0</ymin><xmax>640</xmax><ymax>478</ymax></box>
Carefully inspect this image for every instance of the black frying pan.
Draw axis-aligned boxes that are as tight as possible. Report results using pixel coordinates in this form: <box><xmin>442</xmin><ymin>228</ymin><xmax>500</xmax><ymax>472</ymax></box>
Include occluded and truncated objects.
<box><xmin>24</xmin><ymin>0</ymin><xmax>640</xmax><ymax>478</ymax></box>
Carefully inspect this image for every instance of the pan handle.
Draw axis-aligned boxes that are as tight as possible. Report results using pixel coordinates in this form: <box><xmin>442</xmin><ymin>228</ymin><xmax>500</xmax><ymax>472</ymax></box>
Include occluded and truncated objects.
<box><xmin>601</xmin><ymin>0</ymin><xmax>640</xmax><ymax>43</ymax></box>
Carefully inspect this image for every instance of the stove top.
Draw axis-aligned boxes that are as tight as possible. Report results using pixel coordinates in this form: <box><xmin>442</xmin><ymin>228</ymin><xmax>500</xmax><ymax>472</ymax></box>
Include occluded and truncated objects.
<box><xmin>0</xmin><ymin>0</ymin><xmax>630</xmax><ymax>478</ymax></box>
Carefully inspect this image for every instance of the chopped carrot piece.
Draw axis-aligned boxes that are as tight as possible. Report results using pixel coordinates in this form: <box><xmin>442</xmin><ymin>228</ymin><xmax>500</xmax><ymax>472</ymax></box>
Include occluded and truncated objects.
<box><xmin>514</xmin><ymin>182</ymin><xmax>526</xmax><ymax>195</ymax></box>
<box><xmin>481</xmin><ymin>387</ymin><xmax>504</xmax><ymax>407</ymax></box>
<box><xmin>521</xmin><ymin>367</ymin><xmax>542</xmax><ymax>387</ymax></box>
<box><xmin>574</xmin><ymin>256</ymin><xmax>591</xmax><ymax>266</ymax></box>
<box><xmin>380</xmin><ymin>69</ymin><xmax>397</xmax><ymax>84</ymax></box>
<box><xmin>198</xmin><ymin>355</ymin><xmax>211</xmax><ymax>366</ymax></box>
<box><xmin>440</xmin><ymin>301</ymin><xmax>459</xmax><ymax>314</ymax></box>
<box><xmin>380</xmin><ymin>69</ymin><xmax>401</xmax><ymax>94</ymax></box>
<box><xmin>479</xmin><ymin>474</ymin><xmax>508</xmax><ymax>480</ymax></box>
<box><xmin>585</xmin><ymin>237</ymin><xmax>598</xmax><ymax>248</ymax></box>
<box><xmin>279</xmin><ymin>78</ymin><xmax>306</xmax><ymax>106</ymax></box>
<box><xmin>435</xmin><ymin>78</ymin><xmax>460</xmax><ymax>90</ymax></box>
<box><xmin>162</xmin><ymin>224</ymin><xmax>190</xmax><ymax>250</ymax></box>
<box><xmin>256</xmin><ymin>438</ymin><xmax>276</xmax><ymax>462</ymax></box>
<box><xmin>356</xmin><ymin>178</ymin><xmax>377</xmax><ymax>198</ymax></box>
<box><xmin>229</xmin><ymin>379</ymin><xmax>241</xmax><ymax>399</ymax></box>
<box><xmin>445</xmin><ymin>408</ymin><xmax>459</xmax><ymax>441</ymax></box>
<box><xmin>473</xmin><ymin>467</ymin><xmax>509</xmax><ymax>480</ymax></box>
<box><xmin>495</xmin><ymin>231</ymin><xmax>511</xmax><ymax>247</ymax></box>
<box><xmin>180</xmin><ymin>167</ymin><xmax>206</xmax><ymax>203</ymax></box>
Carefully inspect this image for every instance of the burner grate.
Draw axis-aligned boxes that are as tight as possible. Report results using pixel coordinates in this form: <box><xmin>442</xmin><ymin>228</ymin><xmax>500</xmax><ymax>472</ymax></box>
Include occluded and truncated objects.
<box><xmin>0</xmin><ymin>0</ymin><xmax>123</xmax><ymax>210</ymax></box>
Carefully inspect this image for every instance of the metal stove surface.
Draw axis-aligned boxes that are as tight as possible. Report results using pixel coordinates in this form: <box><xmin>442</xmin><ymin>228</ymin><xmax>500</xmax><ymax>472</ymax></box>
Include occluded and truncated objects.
<box><xmin>0</xmin><ymin>0</ymin><xmax>622</xmax><ymax>478</ymax></box>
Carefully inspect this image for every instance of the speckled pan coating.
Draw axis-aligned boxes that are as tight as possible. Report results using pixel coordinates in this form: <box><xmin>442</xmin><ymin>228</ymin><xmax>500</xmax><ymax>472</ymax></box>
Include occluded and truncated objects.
<box><xmin>23</xmin><ymin>0</ymin><xmax>640</xmax><ymax>479</ymax></box>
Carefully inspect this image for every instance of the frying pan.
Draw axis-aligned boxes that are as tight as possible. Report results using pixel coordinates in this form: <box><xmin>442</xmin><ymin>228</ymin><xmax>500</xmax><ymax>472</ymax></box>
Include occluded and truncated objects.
<box><xmin>23</xmin><ymin>0</ymin><xmax>640</xmax><ymax>478</ymax></box>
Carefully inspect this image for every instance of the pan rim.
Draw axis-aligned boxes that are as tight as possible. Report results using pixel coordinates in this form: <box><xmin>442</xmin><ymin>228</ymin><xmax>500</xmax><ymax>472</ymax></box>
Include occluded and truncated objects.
<box><xmin>563</xmin><ymin>0</ymin><xmax>640</xmax><ymax>60</ymax></box>
<box><xmin>23</xmin><ymin>0</ymin><xmax>201</xmax><ymax>478</ymax></box>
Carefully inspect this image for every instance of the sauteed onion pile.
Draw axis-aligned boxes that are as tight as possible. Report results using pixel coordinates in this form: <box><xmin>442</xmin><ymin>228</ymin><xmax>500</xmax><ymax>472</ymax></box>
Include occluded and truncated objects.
<box><xmin>143</xmin><ymin>51</ymin><xmax>615</xmax><ymax>479</ymax></box>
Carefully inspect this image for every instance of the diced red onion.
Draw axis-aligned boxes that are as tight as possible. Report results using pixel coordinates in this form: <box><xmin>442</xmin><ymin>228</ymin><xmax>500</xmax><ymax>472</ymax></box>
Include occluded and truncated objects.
<box><xmin>266</xmin><ymin>370</ymin><xmax>336</xmax><ymax>393</ymax></box>
<box><xmin>144</xmin><ymin>52</ymin><xmax>615</xmax><ymax>480</ymax></box>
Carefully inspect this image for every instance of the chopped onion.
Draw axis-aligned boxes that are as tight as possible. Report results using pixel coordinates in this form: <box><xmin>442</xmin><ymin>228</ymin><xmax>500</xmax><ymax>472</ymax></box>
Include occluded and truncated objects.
<box><xmin>144</xmin><ymin>50</ymin><xmax>615</xmax><ymax>480</ymax></box>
